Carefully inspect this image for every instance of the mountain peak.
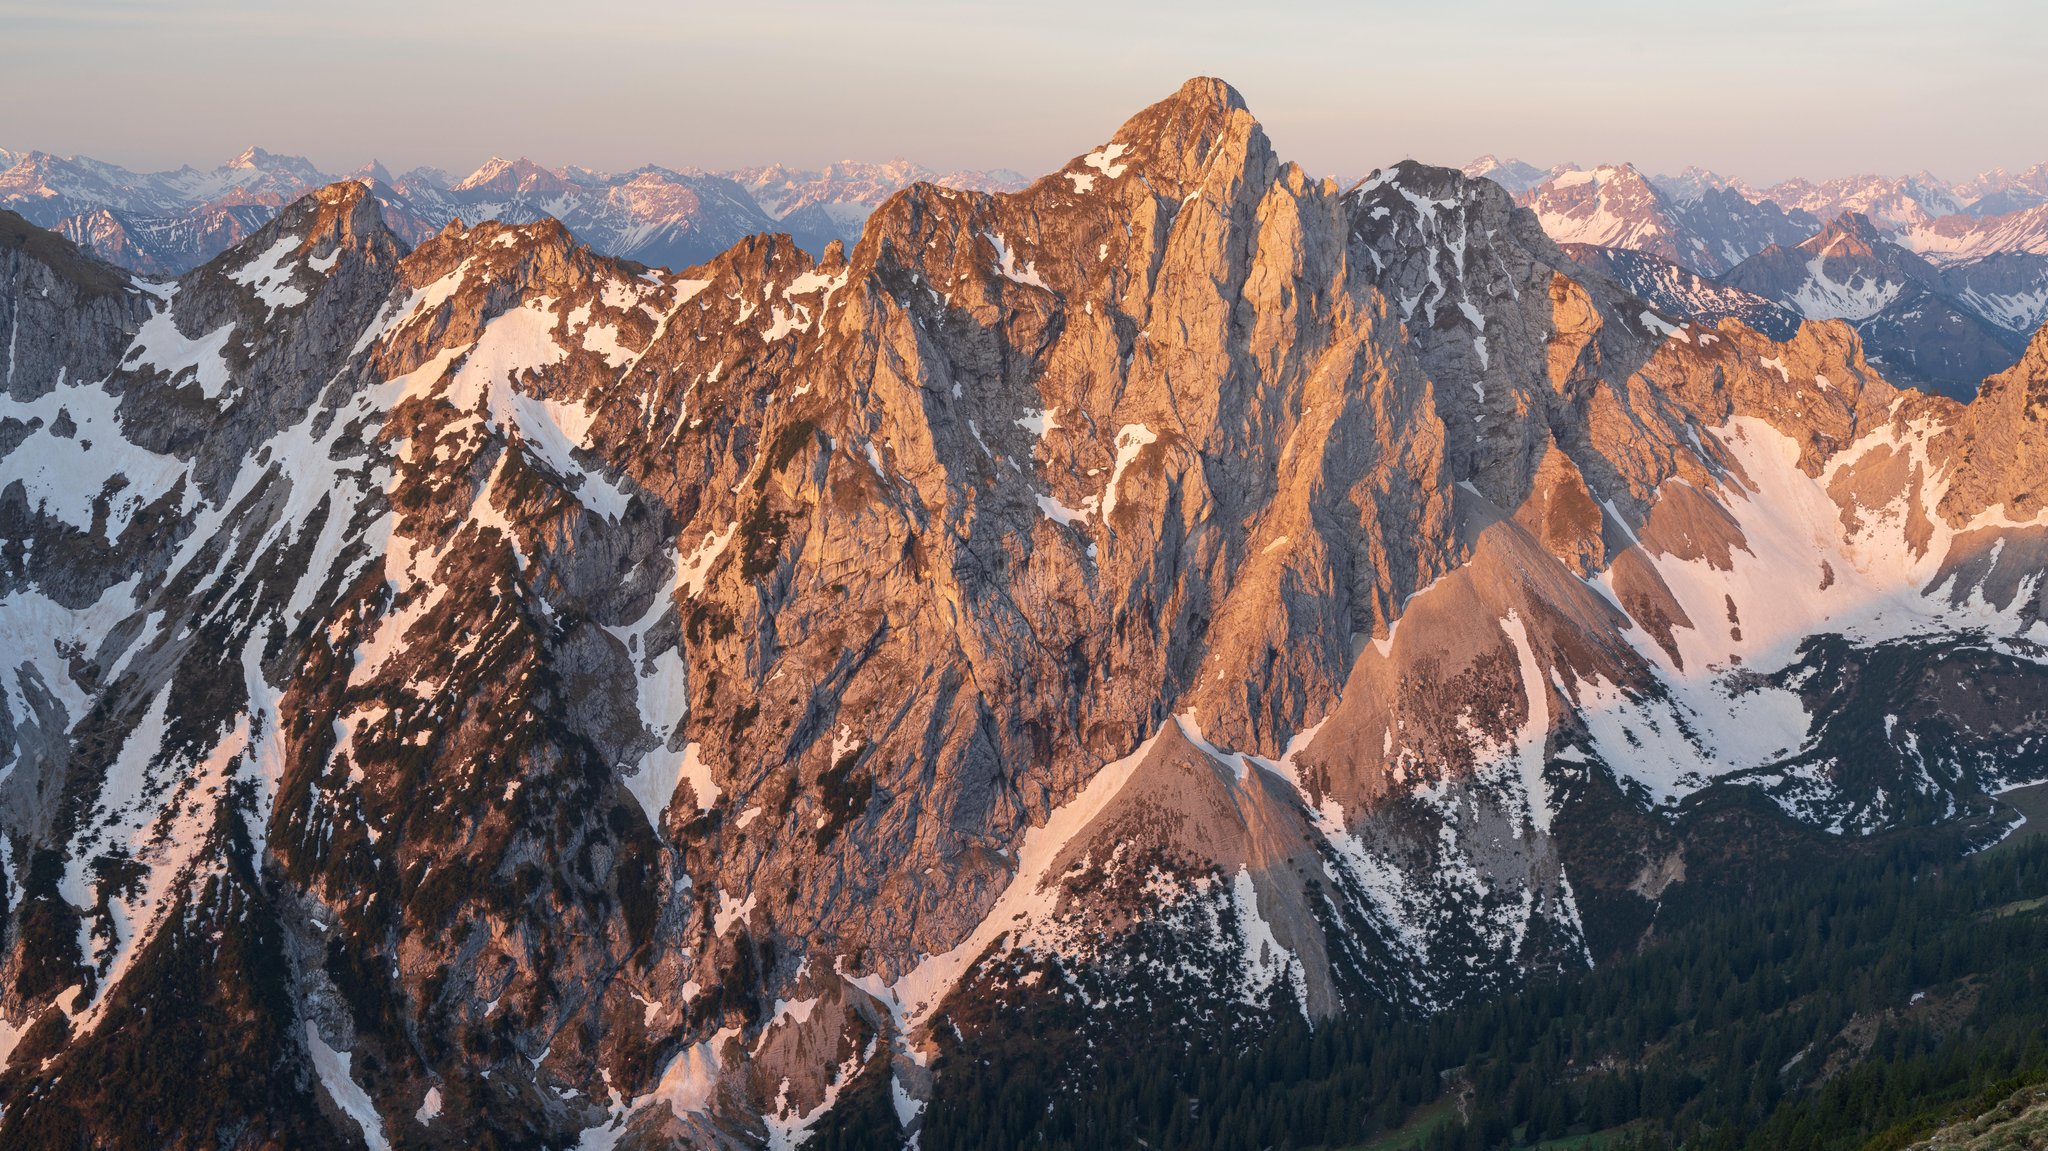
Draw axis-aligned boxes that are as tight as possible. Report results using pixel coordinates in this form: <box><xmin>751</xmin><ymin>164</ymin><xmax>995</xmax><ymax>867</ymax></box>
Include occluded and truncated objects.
<box><xmin>454</xmin><ymin>155</ymin><xmax>514</xmax><ymax>188</ymax></box>
<box><xmin>1112</xmin><ymin>75</ymin><xmax>1251</xmax><ymax>137</ymax></box>
<box><xmin>1533</xmin><ymin>162</ymin><xmax>1655</xmax><ymax>196</ymax></box>
<box><xmin>249</xmin><ymin>179</ymin><xmax>404</xmax><ymax>266</ymax></box>
<box><xmin>1803</xmin><ymin>210</ymin><xmax>1888</xmax><ymax>256</ymax></box>
<box><xmin>224</xmin><ymin>146</ymin><xmax>321</xmax><ymax>178</ymax></box>
<box><xmin>1462</xmin><ymin>154</ymin><xmax>1548</xmax><ymax>194</ymax></box>
<box><xmin>1653</xmin><ymin>165</ymin><xmax>1734</xmax><ymax>204</ymax></box>
<box><xmin>1094</xmin><ymin>76</ymin><xmax>1264</xmax><ymax>199</ymax></box>
<box><xmin>1166</xmin><ymin>75</ymin><xmax>1247</xmax><ymax>114</ymax></box>
<box><xmin>452</xmin><ymin>155</ymin><xmax>566</xmax><ymax>195</ymax></box>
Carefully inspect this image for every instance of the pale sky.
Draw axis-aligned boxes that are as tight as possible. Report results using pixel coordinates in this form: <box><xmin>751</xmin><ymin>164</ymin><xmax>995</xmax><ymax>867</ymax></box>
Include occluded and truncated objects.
<box><xmin>1</xmin><ymin>0</ymin><xmax>2041</xmax><ymax>186</ymax></box>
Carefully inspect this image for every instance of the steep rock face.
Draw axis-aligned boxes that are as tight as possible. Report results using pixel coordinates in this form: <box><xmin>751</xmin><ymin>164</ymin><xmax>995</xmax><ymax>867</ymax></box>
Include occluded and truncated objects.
<box><xmin>0</xmin><ymin>210</ymin><xmax>153</xmax><ymax>401</ymax></box>
<box><xmin>4</xmin><ymin>79</ymin><xmax>2048</xmax><ymax>1150</ymax></box>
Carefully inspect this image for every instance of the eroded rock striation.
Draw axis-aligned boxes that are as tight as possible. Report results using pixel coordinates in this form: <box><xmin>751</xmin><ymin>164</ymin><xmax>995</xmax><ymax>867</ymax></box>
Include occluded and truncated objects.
<box><xmin>4</xmin><ymin>79</ymin><xmax>2048</xmax><ymax>1149</ymax></box>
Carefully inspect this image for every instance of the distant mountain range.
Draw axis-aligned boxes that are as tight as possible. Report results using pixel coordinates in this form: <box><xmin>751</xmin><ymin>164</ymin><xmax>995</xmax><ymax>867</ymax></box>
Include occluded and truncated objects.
<box><xmin>1466</xmin><ymin>154</ymin><xmax>2048</xmax><ymax>232</ymax></box>
<box><xmin>7</xmin><ymin>143</ymin><xmax>2046</xmax><ymax>399</ymax></box>
<box><xmin>1721</xmin><ymin>212</ymin><xmax>2033</xmax><ymax>392</ymax></box>
<box><xmin>0</xmin><ymin>146</ymin><xmax>1028</xmax><ymax>276</ymax></box>
<box><xmin>1472</xmin><ymin>157</ymin><xmax>2048</xmax><ymax>397</ymax></box>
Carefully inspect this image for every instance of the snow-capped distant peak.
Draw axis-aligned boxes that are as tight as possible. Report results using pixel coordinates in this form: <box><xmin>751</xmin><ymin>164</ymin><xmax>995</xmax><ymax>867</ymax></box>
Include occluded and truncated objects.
<box><xmin>453</xmin><ymin>156</ymin><xmax>516</xmax><ymax>190</ymax></box>
<box><xmin>1460</xmin><ymin>154</ymin><xmax>1548</xmax><ymax>195</ymax></box>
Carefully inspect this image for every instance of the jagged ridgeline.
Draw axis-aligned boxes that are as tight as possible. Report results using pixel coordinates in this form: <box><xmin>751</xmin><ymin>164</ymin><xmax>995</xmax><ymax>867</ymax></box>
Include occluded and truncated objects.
<box><xmin>3</xmin><ymin>77</ymin><xmax>2048</xmax><ymax>1149</ymax></box>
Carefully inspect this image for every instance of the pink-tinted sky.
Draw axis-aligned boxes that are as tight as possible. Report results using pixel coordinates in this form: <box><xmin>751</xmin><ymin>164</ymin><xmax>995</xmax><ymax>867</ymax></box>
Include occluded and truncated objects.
<box><xmin>0</xmin><ymin>0</ymin><xmax>2040</xmax><ymax>185</ymax></box>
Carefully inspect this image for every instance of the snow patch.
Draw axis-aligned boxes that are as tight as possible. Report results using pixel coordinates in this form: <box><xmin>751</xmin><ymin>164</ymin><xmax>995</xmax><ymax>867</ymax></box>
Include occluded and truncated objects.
<box><xmin>228</xmin><ymin>234</ymin><xmax>310</xmax><ymax>315</ymax></box>
<box><xmin>716</xmin><ymin>889</ymin><xmax>756</xmax><ymax>935</ymax></box>
<box><xmin>1036</xmin><ymin>492</ymin><xmax>1093</xmax><ymax>527</ymax></box>
<box><xmin>127</xmin><ymin>309</ymin><xmax>236</xmax><ymax>400</ymax></box>
<box><xmin>307</xmin><ymin>1024</ymin><xmax>391</xmax><ymax>1151</ymax></box>
<box><xmin>986</xmin><ymin>233</ymin><xmax>1049</xmax><ymax>289</ymax></box>
<box><xmin>1100</xmin><ymin>423</ymin><xmax>1157</xmax><ymax>520</ymax></box>
<box><xmin>678</xmin><ymin>521</ymin><xmax>738</xmax><ymax>598</ymax></box>
<box><xmin>1083</xmin><ymin>143</ymin><xmax>1130</xmax><ymax>179</ymax></box>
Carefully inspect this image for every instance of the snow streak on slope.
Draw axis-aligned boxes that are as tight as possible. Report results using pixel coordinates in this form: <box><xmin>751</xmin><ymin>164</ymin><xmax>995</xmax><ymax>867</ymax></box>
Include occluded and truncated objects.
<box><xmin>1576</xmin><ymin>415</ymin><xmax>2048</xmax><ymax>814</ymax></box>
<box><xmin>853</xmin><ymin>727</ymin><xmax>1171</xmax><ymax>1040</ymax></box>
<box><xmin>1791</xmin><ymin>257</ymin><xmax>1905</xmax><ymax>321</ymax></box>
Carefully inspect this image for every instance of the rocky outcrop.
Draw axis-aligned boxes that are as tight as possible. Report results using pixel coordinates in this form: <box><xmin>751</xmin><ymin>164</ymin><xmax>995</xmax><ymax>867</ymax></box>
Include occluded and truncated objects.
<box><xmin>4</xmin><ymin>79</ymin><xmax>2048</xmax><ymax>1150</ymax></box>
<box><xmin>0</xmin><ymin>210</ymin><xmax>151</xmax><ymax>401</ymax></box>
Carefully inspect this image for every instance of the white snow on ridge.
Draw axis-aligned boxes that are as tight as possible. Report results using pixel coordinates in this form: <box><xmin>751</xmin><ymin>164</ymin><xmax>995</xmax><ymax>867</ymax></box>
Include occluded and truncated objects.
<box><xmin>357</xmin><ymin>263</ymin><xmax>470</xmax><ymax>355</ymax></box>
<box><xmin>677</xmin><ymin>521</ymin><xmax>739</xmax><ymax>597</ymax></box>
<box><xmin>604</xmin><ymin>550</ymin><xmax>697</xmax><ymax>828</ymax></box>
<box><xmin>228</xmin><ymin>234</ymin><xmax>311</xmax><ymax>315</ymax></box>
<box><xmin>1036</xmin><ymin>492</ymin><xmax>1094</xmax><ymax>527</ymax></box>
<box><xmin>575</xmin><ymin>1035</ymin><xmax>732</xmax><ymax>1150</ymax></box>
<box><xmin>438</xmin><ymin>302</ymin><xmax>633</xmax><ymax>520</ymax></box>
<box><xmin>565</xmin><ymin>302</ymin><xmax>635</xmax><ymax>368</ymax></box>
<box><xmin>57</xmin><ymin>697</ymin><xmax>253</xmax><ymax>1038</ymax></box>
<box><xmin>761</xmin><ymin>303</ymin><xmax>811</xmax><ymax>342</ymax></box>
<box><xmin>1498</xmin><ymin>613</ymin><xmax>1553</xmax><ymax>833</ymax></box>
<box><xmin>1572</xmin><ymin>415</ymin><xmax>2048</xmax><ymax>812</ymax></box>
<box><xmin>1899</xmin><ymin>206</ymin><xmax>2048</xmax><ymax>264</ymax></box>
<box><xmin>1639</xmin><ymin>310</ymin><xmax>1689</xmax><ymax>342</ymax></box>
<box><xmin>1014</xmin><ymin>407</ymin><xmax>1059</xmax><ymax>437</ymax></box>
<box><xmin>1231</xmin><ymin>868</ymin><xmax>1306</xmax><ymax>1015</ymax></box>
<box><xmin>0</xmin><ymin>576</ymin><xmax>144</xmax><ymax>758</ymax></box>
<box><xmin>716</xmin><ymin>889</ymin><xmax>757</xmax><ymax>935</ymax></box>
<box><xmin>764</xmin><ymin>1045</ymin><xmax>865</xmax><ymax>1151</ymax></box>
<box><xmin>1961</xmin><ymin>284</ymin><xmax>2048</xmax><ymax>333</ymax></box>
<box><xmin>783</xmin><ymin>270</ymin><xmax>841</xmax><ymax>296</ymax></box>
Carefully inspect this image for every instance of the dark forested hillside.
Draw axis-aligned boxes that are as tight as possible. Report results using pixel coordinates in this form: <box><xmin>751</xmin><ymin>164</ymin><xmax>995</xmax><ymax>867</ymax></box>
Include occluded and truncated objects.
<box><xmin>896</xmin><ymin>815</ymin><xmax>2048</xmax><ymax>1151</ymax></box>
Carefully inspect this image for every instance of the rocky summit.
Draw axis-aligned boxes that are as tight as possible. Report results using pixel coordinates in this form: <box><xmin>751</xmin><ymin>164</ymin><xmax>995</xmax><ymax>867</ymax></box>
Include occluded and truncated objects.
<box><xmin>4</xmin><ymin>77</ymin><xmax>2048</xmax><ymax>1149</ymax></box>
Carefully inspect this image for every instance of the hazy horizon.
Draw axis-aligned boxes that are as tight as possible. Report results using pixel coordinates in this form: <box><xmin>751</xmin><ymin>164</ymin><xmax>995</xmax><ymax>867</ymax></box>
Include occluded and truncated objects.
<box><xmin>1</xmin><ymin>0</ymin><xmax>2042</xmax><ymax>188</ymax></box>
